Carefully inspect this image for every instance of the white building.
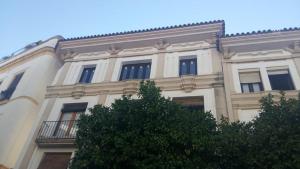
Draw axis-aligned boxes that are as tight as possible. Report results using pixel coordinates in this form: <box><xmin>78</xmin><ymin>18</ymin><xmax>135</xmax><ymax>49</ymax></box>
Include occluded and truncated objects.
<box><xmin>221</xmin><ymin>29</ymin><xmax>300</xmax><ymax>122</ymax></box>
<box><xmin>0</xmin><ymin>36</ymin><xmax>63</xmax><ymax>169</ymax></box>
<box><xmin>0</xmin><ymin>20</ymin><xmax>299</xmax><ymax>169</ymax></box>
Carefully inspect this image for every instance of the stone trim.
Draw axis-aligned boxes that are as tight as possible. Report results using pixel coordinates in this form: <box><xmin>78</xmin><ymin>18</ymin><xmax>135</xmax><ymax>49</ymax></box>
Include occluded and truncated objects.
<box><xmin>231</xmin><ymin>90</ymin><xmax>300</xmax><ymax>110</ymax></box>
<box><xmin>45</xmin><ymin>74</ymin><xmax>223</xmax><ymax>99</ymax></box>
<box><xmin>0</xmin><ymin>47</ymin><xmax>55</xmax><ymax>72</ymax></box>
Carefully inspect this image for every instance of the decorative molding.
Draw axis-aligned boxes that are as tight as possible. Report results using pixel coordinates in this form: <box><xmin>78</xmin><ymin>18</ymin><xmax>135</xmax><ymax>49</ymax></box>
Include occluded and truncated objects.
<box><xmin>107</xmin><ymin>44</ymin><xmax>122</xmax><ymax>55</ymax></box>
<box><xmin>223</xmin><ymin>47</ymin><xmax>235</xmax><ymax>59</ymax></box>
<box><xmin>231</xmin><ymin>90</ymin><xmax>300</xmax><ymax>109</ymax></box>
<box><xmin>235</xmin><ymin>50</ymin><xmax>286</xmax><ymax>57</ymax></box>
<box><xmin>123</xmin><ymin>81</ymin><xmax>139</xmax><ymax>95</ymax></box>
<box><xmin>45</xmin><ymin>74</ymin><xmax>223</xmax><ymax>98</ymax></box>
<box><xmin>154</xmin><ymin>39</ymin><xmax>170</xmax><ymax>50</ymax></box>
<box><xmin>61</xmin><ymin>50</ymin><xmax>78</xmax><ymax>60</ymax></box>
<box><xmin>180</xmin><ymin>75</ymin><xmax>196</xmax><ymax>92</ymax></box>
<box><xmin>0</xmin><ymin>47</ymin><xmax>55</xmax><ymax>72</ymax></box>
<box><xmin>71</xmin><ymin>85</ymin><xmax>85</xmax><ymax>99</ymax></box>
<box><xmin>0</xmin><ymin>95</ymin><xmax>39</xmax><ymax>106</ymax></box>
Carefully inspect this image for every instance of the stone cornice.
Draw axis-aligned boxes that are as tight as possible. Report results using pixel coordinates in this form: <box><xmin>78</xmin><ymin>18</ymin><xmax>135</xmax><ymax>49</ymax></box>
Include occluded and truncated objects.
<box><xmin>57</xmin><ymin>23</ymin><xmax>223</xmax><ymax>58</ymax></box>
<box><xmin>60</xmin><ymin>21</ymin><xmax>223</xmax><ymax>46</ymax></box>
<box><xmin>65</xmin><ymin>44</ymin><xmax>214</xmax><ymax>62</ymax></box>
<box><xmin>0</xmin><ymin>47</ymin><xmax>55</xmax><ymax>72</ymax></box>
<box><xmin>45</xmin><ymin>74</ymin><xmax>223</xmax><ymax>99</ymax></box>
<box><xmin>222</xmin><ymin>30</ymin><xmax>300</xmax><ymax>47</ymax></box>
<box><xmin>231</xmin><ymin>90</ymin><xmax>300</xmax><ymax>109</ymax></box>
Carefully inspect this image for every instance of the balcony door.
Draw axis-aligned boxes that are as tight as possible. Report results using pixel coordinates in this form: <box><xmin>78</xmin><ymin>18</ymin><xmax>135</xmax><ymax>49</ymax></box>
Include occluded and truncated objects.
<box><xmin>53</xmin><ymin>103</ymin><xmax>87</xmax><ymax>138</ymax></box>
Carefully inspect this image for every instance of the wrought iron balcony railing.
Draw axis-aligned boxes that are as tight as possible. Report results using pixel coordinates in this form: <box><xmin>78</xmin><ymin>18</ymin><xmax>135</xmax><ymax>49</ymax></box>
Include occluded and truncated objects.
<box><xmin>36</xmin><ymin>120</ymin><xmax>78</xmax><ymax>146</ymax></box>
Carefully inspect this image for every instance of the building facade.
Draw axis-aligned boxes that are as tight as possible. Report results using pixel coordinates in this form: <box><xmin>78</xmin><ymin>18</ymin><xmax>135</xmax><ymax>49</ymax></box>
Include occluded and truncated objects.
<box><xmin>0</xmin><ymin>36</ymin><xmax>63</xmax><ymax>169</ymax></box>
<box><xmin>0</xmin><ymin>20</ymin><xmax>299</xmax><ymax>169</ymax></box>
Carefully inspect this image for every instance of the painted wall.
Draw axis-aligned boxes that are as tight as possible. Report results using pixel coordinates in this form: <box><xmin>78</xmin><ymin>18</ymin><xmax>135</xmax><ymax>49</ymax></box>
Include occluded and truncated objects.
<box><xmin>0</xmin><ymin>38</ymin><xmax>62</xmax><ymax>168</ymax></box>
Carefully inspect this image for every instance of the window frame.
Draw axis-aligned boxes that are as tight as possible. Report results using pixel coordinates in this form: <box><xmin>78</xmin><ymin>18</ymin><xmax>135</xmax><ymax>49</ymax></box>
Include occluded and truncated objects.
<box><xmin>267</xmin><ymin>69</ymin><xmax>295</xmax><ymax>91</ymax></box>
<box><xmin>119</xmin><ymin>61</ymin><xmax>151</xmax><ymax>81</ymax></box>
<box><xmin>239</xmin><ymin>71</ymin><xmax>264</xmax><ymax>93</ymax></box>
<box><xmin>179</xmin><ymin>57</ymin><xmax>197</xmax><ymax>76</ymax></box>
<box><xmin>78</xmin><ymin>65</ymin><xmax>96</xmax><ymax>84</ymax></box>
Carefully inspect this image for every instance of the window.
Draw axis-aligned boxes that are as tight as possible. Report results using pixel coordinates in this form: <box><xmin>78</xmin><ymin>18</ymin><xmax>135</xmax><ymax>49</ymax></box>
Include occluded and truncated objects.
<box><xmin>79</xmin><ymin>66</ymin><xmax>95</xmax><ymax>83</ymax></box>
<box><xmin>0</xmin><ymin>72</ymin><xmax>23</xmax><ymax>100</ymax></box>
<box><xmin>119</xmin><ymin>62</ymin><xmax>151</xmax><ymax>81</ymax></box>
<box><xmin>268</xmin><ymin>69</ymin><xmax>295</xmax><ymax>90</ymax></box>
<box><xmin>239</xmin><ymin>71</ymin><xmax>263</xmax><ymax>93</ymax></box>
<box><xmin>179</xmin><ymin>58</ymin><xmax>197</xmax><ymax>76</ymax></box>
<box><xmin>37</xmin><ymin>152</ymin><xmax>72</xmax><ymax>169</ymax></box>
<box><xmin>54</xmin><ymin>103</ymin><xmax>88</xmax><ymax>137</ymax></box>
<box><xmin>173</xmin><ymin>96</ymin><xmax>204</xmax><ymax>112</ymax></box>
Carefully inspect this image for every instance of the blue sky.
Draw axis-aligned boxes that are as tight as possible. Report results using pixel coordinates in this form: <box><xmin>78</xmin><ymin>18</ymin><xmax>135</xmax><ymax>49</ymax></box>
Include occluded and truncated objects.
<box><xmin>0</xmin><ymin>0</ymin><xmax>299</xmax><ymax>57</ymax></box>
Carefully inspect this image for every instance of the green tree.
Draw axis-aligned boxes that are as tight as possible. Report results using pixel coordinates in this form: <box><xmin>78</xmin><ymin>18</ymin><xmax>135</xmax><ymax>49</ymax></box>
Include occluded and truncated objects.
<box><xmin>247</xmin><ymin>93</ymin><xmax>300</xmax><ymax>169</ymax></box>
<box><xmin>216</xmin><ymin>93</ymin><xmax>300</xmax><ymax>169</ymax></box>
<box><xmin>70</xmin><ymin>81</ymin><xmax>217</xmax><ymax>169</ymax></box>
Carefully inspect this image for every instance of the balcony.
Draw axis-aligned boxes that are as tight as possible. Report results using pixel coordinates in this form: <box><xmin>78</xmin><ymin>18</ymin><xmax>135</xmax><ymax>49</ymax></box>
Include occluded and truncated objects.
<box><xmin>36</xmin><ymin>120</ymin><xmax>78</xmax><ymax>147</ymax></box>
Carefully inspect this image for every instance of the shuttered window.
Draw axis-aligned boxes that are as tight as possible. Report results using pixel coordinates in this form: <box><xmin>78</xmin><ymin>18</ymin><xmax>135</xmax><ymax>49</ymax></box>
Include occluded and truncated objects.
<box><xmin>239</xmin><ymin>71</ymin><xmax>263</xmax><ymax>93</ymax></box>
<box><xmin>37</xmin><ymin>152</ymin><xmax>72</xmax><ymax>169</ymax></box>
<box><xmin>268</xmin><ymin>69</ymin><xmax>294</xmax><ymax>90</ymax></box>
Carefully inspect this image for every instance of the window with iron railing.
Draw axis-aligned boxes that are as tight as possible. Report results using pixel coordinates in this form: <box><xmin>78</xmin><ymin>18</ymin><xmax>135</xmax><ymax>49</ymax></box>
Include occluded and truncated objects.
<box><xmin>36</xmin><ymin>103</ymin><xmax>88</xmax><ymax>143</ymax></box>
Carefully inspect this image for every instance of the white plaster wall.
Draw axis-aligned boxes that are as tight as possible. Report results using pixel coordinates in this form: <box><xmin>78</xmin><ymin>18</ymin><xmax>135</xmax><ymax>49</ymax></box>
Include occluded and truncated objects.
<box><xmin>238</xmin><ymin>109</ymin><xmax>260</xmax><ymax>122</ymax></box>
<box><xmin>105</xmin><ymin>94</ymin><xmax>123</xmax><ymax>107</ymax></box>
<box><xmin>27</xmin><ymin>147</ymin><xmax>75</xmax><ymax>169</ymax></box>
<box><xmin>0</xmin><ymin>38</ymin><xmax>62</xmax><ymax>168</ymax></box>
<box><xmin>164</xmin><ymin>49</ymin><xmax>212</xmax><ymax>78</ymax></box>
<box><xmin>231</xmin><ymin>59</ymin><xmax>300</xmax><ymax>93</ymax></box>
<box><xmin>161</xmin><ymin>89</ymin><xmax>217</xmax><ymax>119</ymax></box>
<box><xmin>111</xmin><ymin>54</ymin><xmax>158</xmax><ymax>81</ymax></box>
<box><xmin>63</xmin><ymin>59</ymin><xmax>108</xmax><ymax>85</ymax></box>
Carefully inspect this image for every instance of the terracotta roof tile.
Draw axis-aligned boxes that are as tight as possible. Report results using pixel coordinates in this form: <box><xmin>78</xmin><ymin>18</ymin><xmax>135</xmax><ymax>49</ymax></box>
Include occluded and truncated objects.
<box><xmin>62</xmin><ymin>20</ymin><xmax>225</xmax><ymax>41</ymax></box>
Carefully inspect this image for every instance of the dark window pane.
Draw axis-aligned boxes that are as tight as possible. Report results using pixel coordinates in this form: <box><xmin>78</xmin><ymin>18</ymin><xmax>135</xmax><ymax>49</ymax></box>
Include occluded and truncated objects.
<box><xmin>179</xmin><ymin>58</ymin><xmax>197</xmax><ymax>76</ymax></box>
<box><xmin>241</xmin><ymin>84</ymin><xmax>250</xmax><ymax>93</ymax></box>
<box><xmin>0</xmin><ymin>72</ymin><xmax>24</xmax><ymax>100</ymax></box>
<box><xmin>241</xmin><ymin>83</ymin><xmax>263</xmax><ymax>93</ymax></box>
<box><xmin>129</xmin><ymin>66</ymin><xmax>135</xmax><ymax>79</ymax></box>
<box><xmin>268</xmin><ymin>73</ymin><xmax>294</xmax><ymax>90</ymax></box>
<box><xmin>121</xmin><ymin>66</ymin><xmax>128</xmax><ymax>80</ymax></box>
<box><xmin>137</xmin><ymin>65</ymin><xmax>144</xmax><ymax>79</ymax></box>
<box><xmin>144</xmin><ymin>64</ymin><xmax>151</xmax><ymax>79</ymax></box>
<box><xmin>79</xmin><ymin>67</ymin><xmax>95</xmax><ymax>83</ymax></box>
<box><xmin>119</xmin><ymin>62</ymin><xmax>151</xmax><ymax>81</ymax></box>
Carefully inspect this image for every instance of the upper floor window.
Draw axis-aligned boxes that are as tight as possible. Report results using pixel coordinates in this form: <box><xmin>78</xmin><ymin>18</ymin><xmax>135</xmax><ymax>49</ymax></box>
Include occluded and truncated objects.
<box><xmin>268</xmin><ymin>69</ymin><xmax>294</xmax><ymax>90</ymax></box>
<box><xmin>0</xmin><ymin>72</ymin><xmax>24</xmax><ymax>101</ymax></box>
<box><xmin>179</xmin><ymin>58</ymin><xmax>197</xmax><ymax>76</ymax></box>
<box><xmin>53</xmin><ymin>102</ymin><xmax>88</xmax><ymax>137</ymax></box>
<box><xmin>79</xmin><ymin>66</ymin><xmax>95</xmax><ymax>84</ymax></box>
<box><xmin>119</xmin><ymin>62</ymin><xmax>151</xmax><ymax>81</ymax></box>
<box><xmin>239</xmin><ymin>71</ymin><xmax>263</xmax><ymax>93</ymax></box>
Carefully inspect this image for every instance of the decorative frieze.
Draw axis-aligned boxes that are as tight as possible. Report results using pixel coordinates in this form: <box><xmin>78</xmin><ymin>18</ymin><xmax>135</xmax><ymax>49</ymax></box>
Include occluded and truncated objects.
<box><xmin>45</xmin><ymin>74</ymin><xmax>223</xmax><ymax>98</ymax></box>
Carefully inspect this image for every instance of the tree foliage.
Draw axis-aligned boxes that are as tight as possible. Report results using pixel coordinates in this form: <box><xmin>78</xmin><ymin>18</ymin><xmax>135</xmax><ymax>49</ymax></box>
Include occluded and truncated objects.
<box><xmin>70</xmin><ymin>81</ymin><xmax>300</xmax><ymax>169</ymax></box>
